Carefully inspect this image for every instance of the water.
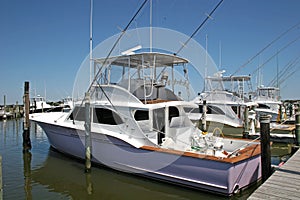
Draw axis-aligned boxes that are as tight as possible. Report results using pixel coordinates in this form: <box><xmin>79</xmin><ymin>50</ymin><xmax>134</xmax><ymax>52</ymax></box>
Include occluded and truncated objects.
<box><xmin>0</xmin><ymin>119</ymin><xmax>293</xmax><ymax>200</ymax></box>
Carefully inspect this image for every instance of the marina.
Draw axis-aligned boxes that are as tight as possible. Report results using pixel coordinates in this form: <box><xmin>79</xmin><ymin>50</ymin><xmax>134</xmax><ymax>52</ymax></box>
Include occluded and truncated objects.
<box><xmin>1</xmin><ymin>0</ymin><xmax>300</xmax><ymax>199</ymax></box>
<box><xmin>30</xmin><ymin>52</ymin><xmax>263</xmax><ymax>196</ymax></box>
<box><xmin>0</xmin><ymin>118</ymin><xmax>295</xmax><ymax>199</ymax></box>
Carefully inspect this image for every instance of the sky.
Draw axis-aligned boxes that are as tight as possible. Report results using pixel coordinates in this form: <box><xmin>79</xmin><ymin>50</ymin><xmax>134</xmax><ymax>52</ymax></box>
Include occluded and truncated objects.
<box><xmin>1</xmin><ymin>0</ymin><xmax>300</xmax><ymax>104</ymax></box>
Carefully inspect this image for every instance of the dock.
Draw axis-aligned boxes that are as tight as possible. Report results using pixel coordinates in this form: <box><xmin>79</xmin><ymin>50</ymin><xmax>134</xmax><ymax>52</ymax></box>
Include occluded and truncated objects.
<box><xmin>248</xmin><ymin>148</ymin><xmax>300</xmax><ymax>199</ymax></box>
<box><xmin>0</xmin><ymin>155</ymin><xmax>2</xmax><ymax>200</ymax></box>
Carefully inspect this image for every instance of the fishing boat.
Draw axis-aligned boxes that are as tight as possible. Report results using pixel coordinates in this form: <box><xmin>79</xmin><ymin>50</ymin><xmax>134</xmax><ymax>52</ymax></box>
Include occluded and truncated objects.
<box><xmin>253</xmin><ymin>86</ymin><xmax>282</xmax><ymax>122</ymax></box>
<box><xmin>187</xmin><ymin>71</ymin><xmax>257</xmax><ymax>136</ymax></box>
<box><xmin>30</xmin><ymin>95</ymin><xmax>53</xmax><ymax>113</ymax></box>
<box><xmin>30</xmin><ymin>52</ymin><xmax>261</xmax><ymax>195</ymax></box>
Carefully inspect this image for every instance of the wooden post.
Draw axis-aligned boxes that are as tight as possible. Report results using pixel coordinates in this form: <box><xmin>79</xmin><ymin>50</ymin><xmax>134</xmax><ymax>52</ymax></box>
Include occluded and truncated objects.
<box><xmin>200</xmin><ymin>100</ymin><xmax>207</xmax><ymax>133</ymax></box>
<box><xmin>23</xmin><ymin>152</ymin><xmax>32</xmax><ymax>199</ymax></box>
<box><xmin>276</xmin><ymin>104</ymin><xmax>282</xmax><ymax>123</ymax></box>
<box><xmin>295</xmin><ymin>105</ymin><xmax>300</xmax><ymax>146</ymax></box>
<box><xmin>84</xmin><ymin>92</ymin><xmax>92</xmax><ymax>172</ymax></box>
<box><xmin>3</xmin><ymin>95</ymin><xmax>6</xmax><ymax>112</ymax></box>
<box><xmin>260</xmin><ymin>114</ymin><xmax>272</xmax><ymax>183</ymax></box>
<box><xmin>2</xmin><ymin>95</ymin><xmax>7</xmax><ymax>120</ymax></box>
<box><xmin>0</xmin><ymin>155</ymin><xmax>2</xmax><ymax>200</ymax></box>
<box><xmin>243</xmin><ymin>106</ymin><xmax>249</xmax><ymax>138</ymax></box>
<box><xmin>23</xmin><ymin>81</ymin><xmax>31</xmax><ymax>152</ymax></box>
<box><xmin>85</xmin><ymin>172</ymin><xmax>93</xmax><ymax>195</ymax></box>
<box><xmin>15</xmin><ymin>101</ymin><xmax>20</xmax><ymax>118</ymax></box>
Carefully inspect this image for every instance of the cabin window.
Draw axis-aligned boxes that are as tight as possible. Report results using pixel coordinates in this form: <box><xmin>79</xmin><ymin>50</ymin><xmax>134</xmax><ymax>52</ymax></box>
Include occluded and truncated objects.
<box><xmin>153</xmin><ymin>108</ymin><xmax>165</xmax><ymax>131</ymax></box>
<box><xmin>232</xmin><ymin>106</ymin><xmax>238</xmax><ymax>115</ymax></box>
<box><xmin>208</xmin><ymin>105</ymin><xmax>225</xmax><ymax>115</ymax></box>
<box><xmin>93</xmin><ymin>108</ymin><xmax>123</xmax><ymax>125</ymax></box>
<box><xmin>184</xmin><ymin>107</ymin><xmax>200</xmax><ymax>114</ymax></box>
<box><xmin>69</xmin><ymin>106</ymin><xmax>85</xmax><ymax>121</ymax></box>
<box><xmin>169</xmin><ymin>106</ymin><xmax>179</xmax><ymax>120</ymax></box>
<box><xmin>134</xmin><ymin>110</ymin><xmax>149</xmax><ymax>121</ymax></box>
<box><xmin>184</xmin><ymin>105</ymin><xmax>224</xmax><ymax>115</ymax></box>
<box><xmin>69</xmin><ymin>106</ymin><xmax>123</xmax><ymax>125</ymax></box>
<box><xmin>257</xmin><ymin>104</ymin><xmax>270</xmax><ymax>109</ymax></box>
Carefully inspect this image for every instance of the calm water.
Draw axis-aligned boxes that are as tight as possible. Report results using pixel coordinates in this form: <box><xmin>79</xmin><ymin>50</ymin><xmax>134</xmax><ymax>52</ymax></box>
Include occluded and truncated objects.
<box><xmin>0</xmin><ymin>119</ymin><xmax>293</xmax><ymax>200</ymax></box>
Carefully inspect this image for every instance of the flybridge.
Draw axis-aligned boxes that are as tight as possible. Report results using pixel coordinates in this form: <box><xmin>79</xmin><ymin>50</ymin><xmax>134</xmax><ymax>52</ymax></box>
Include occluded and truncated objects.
<box><xmin>93</xmin><ymin>52</ymin><xmax>189</xmax><ymax>68</ymax></box>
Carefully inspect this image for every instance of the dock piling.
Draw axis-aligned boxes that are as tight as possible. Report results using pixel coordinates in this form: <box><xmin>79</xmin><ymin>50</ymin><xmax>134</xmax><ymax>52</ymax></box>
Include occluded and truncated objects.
<box><xmin>260</xmin><ymin>114</ymin><xmax>272</xmax><ymax>182</ymax></box>
<box><xmin>23</xmin><ymin>81</ymin><xmax>31</xmax><ymax>152</ymax></box>
<box><xmin>84</xmin><ymin>92</ymin><xmax>92</xmax><ymax>173</ymax></box>
<box><xmin>295</xmin><ymin>105</ymin><xmax>300</xmax><ymax>146</ymax></box>
<box><xmin>200</xmin><ymin>100</ymin><xmax>207</xmax><ymax>133</ymax></box>
<box><xmin>0</xmin><ymin>155</ymin><xmax>2</xmax><ymax>200</ymax></box>
<box><xmin>243</xmin><ymin>106</ymin><xmax>249</xmax><ymax>138</ymax></box>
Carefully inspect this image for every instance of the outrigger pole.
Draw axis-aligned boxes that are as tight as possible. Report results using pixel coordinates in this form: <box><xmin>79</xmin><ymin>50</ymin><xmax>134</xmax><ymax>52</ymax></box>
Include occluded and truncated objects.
<box><xmin>83</xmin><ymin>0</ymin><xmax>148</xmax><ymax>172</ymax></box>
<box><xmin>86</xmin><ymin>0</ymin><xmax>148</xmax><ymax>94</ymax></box>
<box><xmin>175</xmin><ymin>0</ymin><xmax>224</xmax><ymax>55</ymax></box>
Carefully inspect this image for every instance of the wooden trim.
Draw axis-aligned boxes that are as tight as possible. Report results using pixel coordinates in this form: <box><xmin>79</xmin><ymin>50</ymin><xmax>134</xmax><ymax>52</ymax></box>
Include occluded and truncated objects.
<box><xmin>142</xmin><ymin>99</ymin><xmax>171</xmax><ymax>104</ymax></box>
<box><xmin>140</xmin><ymin>144</ymin><xmax>261</xmax><ymax>164</ymax></box>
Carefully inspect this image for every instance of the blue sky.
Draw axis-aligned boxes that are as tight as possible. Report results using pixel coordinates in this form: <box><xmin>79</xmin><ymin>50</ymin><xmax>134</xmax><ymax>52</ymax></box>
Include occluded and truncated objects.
<box><xmin>1</xmin><ymin>0</ymin><xmax>300</xmax><ymax>104</ymax></box>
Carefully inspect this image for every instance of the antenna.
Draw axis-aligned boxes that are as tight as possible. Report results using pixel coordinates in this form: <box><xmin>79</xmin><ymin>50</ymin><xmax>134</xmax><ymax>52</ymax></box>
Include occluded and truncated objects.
<box><xmin>276</xmin><ymin>50</ymin><xmax>279</xmax><ymax>88</ymax></box>
<box><xmin>89</xmin><ymin>0</ymin><xmax>93</xmax><ymax>85</ymax></box>
<box><xmin>204</xmin><ymin>34</ymin><xmax>208</xmax><ymax>91</ymax></box>
<box><xmin>205</xmin><ymin>34</ymin><xmax>208</xmax><ymax>65</ymax></box>
<box><xmin>86</xmin><ymin>0</ymin><xmax>148</xmax><ymax>94</ymax></box>
<box><xmin>219</xmin><ymin>40</ymin><xmax>222</xmax><ymax>68</ymax></box>
<box><xmin>121</xmin><ymin>45</ymin><xmax>142</xmax><ymax>55</ymax></box>
<box><xmin>175</xmin><ymin>0</ymin><xmax>224</xmax><ymax>55</ymax></box>
<box><xmin>150</xmin><ymin>0</ymin><xmax>152</xmax><ymax>52</ymax></box>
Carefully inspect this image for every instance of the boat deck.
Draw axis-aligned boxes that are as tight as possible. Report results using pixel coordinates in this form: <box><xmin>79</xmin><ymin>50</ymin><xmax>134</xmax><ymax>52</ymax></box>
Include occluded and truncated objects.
<box><xmin>270</xmin><ymin>124</ymin><xmax>295</xmax><ymax>134</ymax></box>
<box><xmin>248</xmin><ymin>148</ymin><xmax>300</xmax><ymax>199</ymax></box>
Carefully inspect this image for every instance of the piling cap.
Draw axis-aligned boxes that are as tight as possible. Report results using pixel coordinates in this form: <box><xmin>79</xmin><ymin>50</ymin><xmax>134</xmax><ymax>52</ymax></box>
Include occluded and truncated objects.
<box><xmin>259</xmin><ymin>114</ymin><xmax>271</xmax><ymax>123</ymax></box>
<box><xmin>24</xmin><ymin>81</ymin><xmax>29</xmax><ymax>93</ymax></box>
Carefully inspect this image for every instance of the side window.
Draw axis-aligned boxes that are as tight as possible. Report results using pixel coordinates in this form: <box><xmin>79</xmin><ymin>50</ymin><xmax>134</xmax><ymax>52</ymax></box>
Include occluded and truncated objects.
<box><xmin>231</xmin><ymin>106</ymin><xmax>238</xmax><ymax>115</ymax></box>
<box><xmin>69</xmin><ymin>107</ymin><xmax>123</xmax><ymax>125</ymax></box>
<box><xmin>208</xmin><ymin>105</ymin><xmax>225</xmax><ymax>115</ymax></box>
<box><xmin>134</xmin><ymin>110</ymin><xmax>149</xmax><ymax>121</ymax></box>
<box><xmin>93</xmin><ymin>108</ymin><xmax>123</xmax><ymax>125</ymax></box>
<box><xmin>258</xmin><ymin>104</ymin><xmax>270</xmax><ymax>109</ymax></box>
<box><xmin>69</xmin><ymin>107</ymin><xmax>85</xmax><ymax>121</ymax></box>
<box><xmin>169</xmin><ymin>106</ymin><xmax>179</xmax><ymax>121</ymax></box>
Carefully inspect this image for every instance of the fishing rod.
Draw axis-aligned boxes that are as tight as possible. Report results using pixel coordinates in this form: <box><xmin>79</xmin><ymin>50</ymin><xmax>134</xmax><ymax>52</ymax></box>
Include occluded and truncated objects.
<box><xmin>87</xmin><ymin>0</ymin><xmax>148</xmax><ymax>94</ymax></box>
<box><xmin>174</xmin><ymin>0</ymin><xmax>224</xmax><ymax>56</ymax></box>
<box><xmin>268</xmin><ymin>55</ymin><xmax>300</xmax><ymax>87</ymax></box>
<box><xmin>251</xmin><ymin>34</ymin><xmax>300</xmax><ymax>76</ymax></box>
<box><xmin>278</xmin><ymin>66</ymin><xmax>300</xmax><ymax>86</ymax></box>
<box><xmin>232</xmin><ymin>21</ymin><xmax>300</xmax><ymax>76</ymax></box>
<box><xmin>71</xmin><ymin>0</ymin><xmax>148</xmax><ymax>123</ymax></box>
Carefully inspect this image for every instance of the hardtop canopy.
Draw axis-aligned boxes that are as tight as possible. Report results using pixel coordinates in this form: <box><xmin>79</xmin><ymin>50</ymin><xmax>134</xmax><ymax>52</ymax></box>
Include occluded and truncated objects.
<box><xmin>93</xmin><ymin>52</ymin><xmax>189</xmax><ymax>68</ymax></box>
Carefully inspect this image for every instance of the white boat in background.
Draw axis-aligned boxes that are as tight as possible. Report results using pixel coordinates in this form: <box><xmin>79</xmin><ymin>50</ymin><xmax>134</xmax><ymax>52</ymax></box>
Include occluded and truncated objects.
<box><xmin>30</xmin><ymin>95</ymin><xmax>53</xmax><ymax>113</ymax></box>
<box><xmin>0</xmin><ymin>108</ymin><xmax>13</xmax><ymax>120</ymax></box>
<box><xmin>253</xmin><ymin>86</ymin><xmax>282</xmax><ymax>122</ymax></box>
<box><xmin>60</xmin><ymin>97</ymin><xmax>73</xmax><ymax>112</ymax></box>
<box><xmin>187</xmin><ymin>72</ymin><xmax>257</xmax><ymax>136</ymax></box>
<box><xmin>30</xmin><ymin>52</ymin><xmax>261</xmax><ymax>195</ymax></box>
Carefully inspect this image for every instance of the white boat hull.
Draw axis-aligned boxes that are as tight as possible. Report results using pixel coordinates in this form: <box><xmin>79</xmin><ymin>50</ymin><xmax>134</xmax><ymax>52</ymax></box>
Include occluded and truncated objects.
<box><xmin>36</xmin><ymin>121</ymin><xmax>262</xmax><ymax>196</ymax></box>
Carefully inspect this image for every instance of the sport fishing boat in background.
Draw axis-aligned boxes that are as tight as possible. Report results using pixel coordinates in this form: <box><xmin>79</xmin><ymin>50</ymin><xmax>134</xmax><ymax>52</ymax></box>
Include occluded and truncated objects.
<box><xmin>30</xmin><ymin>52</ymin><xmax>262</xmax><ymax>195</ymax></box>
<box><xmin>30</xmin><ymin>95</ymin><xmax>53</xmax><ymax>113</ymax></box>
<box><xmin>187</xmin><ymin>71</ymin><xmax>258</xmax><ymax>136</ymax></box>
<box><xmin>253</xmin><ymin>86</ymin><xmax>282</xmax><ymax>122</ymax></box>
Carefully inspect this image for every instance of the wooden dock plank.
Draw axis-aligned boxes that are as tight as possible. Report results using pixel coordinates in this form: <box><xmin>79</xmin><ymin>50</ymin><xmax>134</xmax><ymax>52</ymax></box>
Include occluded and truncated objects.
<box><xmin>248</xmin><ymin>149</ymin><xmax>300</xmax><ymax>200</ymax></box>
<box><xmin>270</xmin><ymin>174</ymin><xmax>300</xmax><ymax>187</ymax></box>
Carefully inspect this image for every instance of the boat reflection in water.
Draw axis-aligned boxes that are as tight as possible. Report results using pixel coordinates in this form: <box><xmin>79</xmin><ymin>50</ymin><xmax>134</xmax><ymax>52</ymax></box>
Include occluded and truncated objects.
<box><xmin>28</xmin><ymin>148</ymin><xmax>234</xmax><ymax>200</ymax></box>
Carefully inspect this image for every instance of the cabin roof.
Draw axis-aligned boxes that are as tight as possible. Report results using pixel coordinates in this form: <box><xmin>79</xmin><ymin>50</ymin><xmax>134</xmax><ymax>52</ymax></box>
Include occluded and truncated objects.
<box><xmin>257</xmin><ymin>86</ymin><xmax>280</xmax><ymax>91</ymax></box>
<box><xmin>93</xmin><ymin>52</ymin><xmax>189</xmax><ymax>68</ymax></box>
<box><xmin>206</xmin><ymin>75</ymin><xmax>251</xmax><ymax>81</ymax></box>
